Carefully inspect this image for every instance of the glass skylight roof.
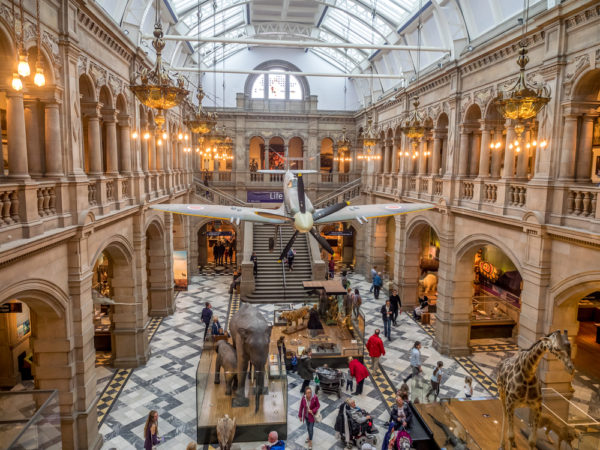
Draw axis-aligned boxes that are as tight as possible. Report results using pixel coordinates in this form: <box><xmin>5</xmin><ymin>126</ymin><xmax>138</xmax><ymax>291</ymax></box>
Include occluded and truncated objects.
<box><xmin>172</xmin><ymin>0</ymin><xmax>421</xmax><ymax>70</ymax></box>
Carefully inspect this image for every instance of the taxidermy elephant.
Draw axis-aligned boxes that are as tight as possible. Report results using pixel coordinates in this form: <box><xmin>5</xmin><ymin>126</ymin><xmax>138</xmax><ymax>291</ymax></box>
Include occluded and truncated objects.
<box><xmin>229</xmin><ymin>303</ymin><xmax>272</xmax><ymax>412</ymax></box>
<box><xmin>216</xmin><ymin>414</ymin><xmax>236</xmax><ymax>450</ymax></box>
<box><xmin>214</xmin><ymin>340</ymin><xmax>239</xmax><ymax>395</ymax></box>
<box><xmin>419</xmin><ymin>273</ymin><xmax>438</xmax><ymax>295</ymax></box>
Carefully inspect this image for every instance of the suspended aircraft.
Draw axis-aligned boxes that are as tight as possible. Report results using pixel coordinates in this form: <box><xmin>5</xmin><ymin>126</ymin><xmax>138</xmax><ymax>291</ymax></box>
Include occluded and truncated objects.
<box><xmin>151</xmin><ymin>170</ymin><xmax>433</xmax><ymax>261</ymax></box>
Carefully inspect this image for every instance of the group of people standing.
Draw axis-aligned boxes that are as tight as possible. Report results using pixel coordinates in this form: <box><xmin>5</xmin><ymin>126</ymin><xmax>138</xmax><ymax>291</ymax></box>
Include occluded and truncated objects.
<box><xmin>212</xmin><ymin>239</ymin><xmax>235</xmax><ymax>266</ymax></box>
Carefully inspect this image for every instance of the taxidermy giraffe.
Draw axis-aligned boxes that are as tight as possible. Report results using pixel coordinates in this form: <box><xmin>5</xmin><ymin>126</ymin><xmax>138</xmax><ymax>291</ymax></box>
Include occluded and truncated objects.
<box><xmin>497</xmin><ymin>330</ymin><xmax>574</xmax><ymax>449</ymax></box>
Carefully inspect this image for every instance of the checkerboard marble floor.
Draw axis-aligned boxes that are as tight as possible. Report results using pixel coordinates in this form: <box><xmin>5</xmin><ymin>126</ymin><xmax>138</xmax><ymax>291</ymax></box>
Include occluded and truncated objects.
<box><xmin>101</xmin><ymin>272</ymin><xmax>600</xmax><ymax>449</ymax></box>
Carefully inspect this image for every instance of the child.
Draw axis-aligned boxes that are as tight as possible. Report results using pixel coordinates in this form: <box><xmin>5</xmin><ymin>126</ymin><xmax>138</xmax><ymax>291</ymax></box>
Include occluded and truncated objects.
<box><xmin>426</xmin><ymin>361</ymin><xmax>443</xmax><ymax>401</ymax></box>
<box><xmin>344</xmin><ymin>369</ymin><xmax>354</xmax><ymax>392</ymax></box>
<box><xmin>464</xmin><ymin>376</ymin><xmax>473</xmax><ymax>399</ymax></box>
<box><xmin>398</xmin><ymin>382</ymin><xmax>410</xmax><ymax>400</ymax></box>
<box><xmin>290</xmin><ymin>352</ymin><xmax>298</xmax><ymax>373</ymax></box>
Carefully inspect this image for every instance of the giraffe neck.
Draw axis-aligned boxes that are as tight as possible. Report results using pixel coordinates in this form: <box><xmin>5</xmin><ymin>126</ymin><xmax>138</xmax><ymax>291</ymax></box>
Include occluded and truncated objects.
<box><xmin>520</xmin><ymin>338</ymin><xmax>550</xmax><ymax>380</ymax></box>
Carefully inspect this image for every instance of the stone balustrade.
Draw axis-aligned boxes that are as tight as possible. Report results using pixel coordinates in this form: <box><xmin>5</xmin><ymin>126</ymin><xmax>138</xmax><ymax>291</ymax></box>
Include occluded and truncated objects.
<box><xmin>508</xmin><ymin>184</ymin><xmax>527</xmax><ymax>208</ymax></box>
<box><xmin>0</xmin><ymin>188</ymin><xmax>19</xmax><ymax>226</ymax></box>
<box><xmin>106</xmin><ymin>180</ymin><xmax>114</xmax><ymax>202</ymax></box>
<box><xmin>484</xmin><ymin>183</ymin><xmax>498</xmax><ymax>203</ymax></box>
<box><xmin>567</xmin><ymin>188</ymin><xmax>598</xmax><ymax>218</ymax></box>
<box><xmin>36</xmin><ymin>185</ymin><xmax>57</xmax><ymax>217</ymax></box>
<box><xmin>461</xmin><ymin>181</ymin><xmax>474</xmax><ymax>200</ymax></box>
<box><xmin>408</xmin><ymin>177</ymin><xmax>417</xmax><ymax>192</ymax></box>
<box><xmin>88</xmin><ymin>182</ymin><xmax>98</xmax><ymax>206</ymax></box>
<box><xmin>419</xmin><ymin>177</ymin><xmax>429</xmax><ymax>193</ymax></box>
<box><xmin>433</xmin><ymin>179</ymin><xmax>443</xmax><ymax>197</ymax></box>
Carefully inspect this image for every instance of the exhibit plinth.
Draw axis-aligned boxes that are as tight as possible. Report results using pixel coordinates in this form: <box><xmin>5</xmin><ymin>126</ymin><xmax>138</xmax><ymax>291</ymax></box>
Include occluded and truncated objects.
<box><xmin>196</xmin><ymin>343</ymin><xmax>287</xmax><ymax>445</ymax></box>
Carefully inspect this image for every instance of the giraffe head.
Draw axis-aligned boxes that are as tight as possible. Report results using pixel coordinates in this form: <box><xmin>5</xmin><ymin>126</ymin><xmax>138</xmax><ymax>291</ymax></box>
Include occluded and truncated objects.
<box><xmin>547</xmin><ymin>330</ymin><xmax>574</xmax><ymax>375</ymax></box>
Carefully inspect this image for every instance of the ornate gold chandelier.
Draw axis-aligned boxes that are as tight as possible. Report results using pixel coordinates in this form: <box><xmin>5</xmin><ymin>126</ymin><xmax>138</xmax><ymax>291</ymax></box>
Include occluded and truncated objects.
<box><xmin>494</xmin><ymin>0</ymin><xmax>549</xmax><ymax>137</ymax></box>
<box><xmin>357</xmin><ymin>116</ymin><xmax>381</xmax><ymax>161</ymax></box>
<box><xmin>130</xmin><ymin>0</ymin><xmax>188</xmax><ymax>129</ymax></box>
<box><xmin>337</xmin><ymin>127</ymin><xmax>351</xmax><ymax>153</ymax></box>
<box><xmin>185</xmin><ymin>89</ymin><xmax>217</xmax><ymax>135</ymax></box>
<box><xmin>402</xmin><ymin>96</ymin><xmax>426</xmax><ymax>147</ymax></box>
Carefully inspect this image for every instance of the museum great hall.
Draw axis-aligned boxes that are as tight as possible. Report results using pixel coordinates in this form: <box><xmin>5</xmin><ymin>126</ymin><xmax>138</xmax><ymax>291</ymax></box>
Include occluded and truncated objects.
<box><xmin>0</xmin><ymin>0</ymin><xmax>599</xmax><ymax>448</ymax></box>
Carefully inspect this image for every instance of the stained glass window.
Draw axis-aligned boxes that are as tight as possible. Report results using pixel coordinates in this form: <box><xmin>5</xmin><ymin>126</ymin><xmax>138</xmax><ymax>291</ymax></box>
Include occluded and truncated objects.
<box><xmin>289</xmin><ymin>76</ymin><xmax>302</xmax><ymax>100</ymax></box>
<box><xmin>268</xmin><ymin>73</ymin><xmax>286</xmax><ymax>99</ymax></box>
<box><xmin>251</xmin><ymin>75</ymin><xmax>265</xmax><ymax>98</ymax></box>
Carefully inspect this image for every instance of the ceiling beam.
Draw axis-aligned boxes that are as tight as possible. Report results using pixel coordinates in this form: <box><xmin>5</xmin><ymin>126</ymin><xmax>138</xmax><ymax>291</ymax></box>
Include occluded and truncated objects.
<box><xmin>143</xmin><ymin>34</ymin><xmax>450</xmax><ymax>52</ymax></box>
<box><xmin>171</xmin><ymin>66</ymin><xmax>405</xmax><ymax>79</ymax></box>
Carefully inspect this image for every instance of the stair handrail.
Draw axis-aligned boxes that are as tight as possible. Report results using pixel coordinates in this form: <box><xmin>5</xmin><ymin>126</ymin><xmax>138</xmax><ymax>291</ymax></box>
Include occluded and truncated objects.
<box><xmin>193</xmin><ymin>177</ymin><xmax>250</xmax><ymax>207</ymax></box>
<box><xmin>313</xmin><ymin>177</ymin><xmax>362</xmax><ymax>207</ymax></box>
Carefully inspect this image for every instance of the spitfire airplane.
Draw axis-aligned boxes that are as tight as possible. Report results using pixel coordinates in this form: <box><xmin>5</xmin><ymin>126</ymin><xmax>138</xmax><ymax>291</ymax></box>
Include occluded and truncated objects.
<box><xmin>151</xmin><ymin>170</ymin><xmax>433</xmax><ymax>261</ymax></box>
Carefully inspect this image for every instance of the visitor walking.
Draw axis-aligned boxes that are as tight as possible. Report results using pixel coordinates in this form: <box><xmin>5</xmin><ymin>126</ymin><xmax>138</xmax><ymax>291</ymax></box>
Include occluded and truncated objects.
<box><xmin>328</xmin><ymin>257</ymin><xmax>335</xmax><ymax>279</ymax></box>
<box><xmin>464</xmin><ymin>376</ymin><xmax>473</xmax><ymax>399</ymax></box>
<box><xmin>201</xmin><ymin>302</ymin><xmax>213</xmax><ymax>340</ymax></box>
<box><xmin>341</xmin><ymin>270</ymin><xmax>350</xmax><ymax>290</ymax></box>
<box><xmin>143</xmin><ymin>410</ymin><xmax>161</xmax><ymax>450</ymax></box>
<box><xmin>426</xmin><ymin>361</ymin><xmax>444</xmax><ymax>402</ymax></box>
<box><xmin>372</xmin><ymin>272</ymin><xmax>383</xmax><ymax>299</ymax></box>
<box><xmin>403</xmin><ymin>341</ymin><xmax>423</xmax><ymax>387</ymax></box>
<box><xmin>366</xmin><ymin>329</ymin><xmax>385</xmax><ymax>372</ymax></box>
<box><xmin>348</xmin><ymin>356</ymin><xmax>369</xmax><ymax>395</ymax></box>
<box><xmin>380</xmin><ymin>300</ymin><xmax>393</xmax><ymax>341</ymax></box>
<box><xmin>287</xmin><ymin>248</ymin><xmax>296</xmax><ymax>270</ymax></box>
<box><xmin>369</xmin><ymin>266</ymin><xmax>377</xmax><ymax>293</ymax></box>
<box><xmin>298</xmin><ymin>386</ymin><xmax>320</xmax><ymax>450</ymax></box>
<box><xmin>211</xmin><ymin>316</ymin><xmax>222</xmax><ymax>336</ymax></box>
<box><xmin>389</xmin><ymin>289</ymin><xmax>401</xmax><ymax>326</ymax></box>
<box><xmin>250</xmin><ymin>251</ymin><xmax>258</xmax><ymax>277</ymax></box>
<box><xmin>298</xmin><ymin>350</ymin><xmax>315</xmax><ymax>394</ymax></box>
<box><xmin>344</xmin><ymin>287</ymin><xmax>354</xmax><ymax>318</ymax></box>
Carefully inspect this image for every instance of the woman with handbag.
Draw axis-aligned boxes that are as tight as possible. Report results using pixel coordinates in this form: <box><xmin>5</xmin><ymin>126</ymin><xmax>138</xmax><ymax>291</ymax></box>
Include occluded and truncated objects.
<box><xmin>298</xmin><ymin>386</ymin><xmax>320</xmax><ymax>449</ymax></box>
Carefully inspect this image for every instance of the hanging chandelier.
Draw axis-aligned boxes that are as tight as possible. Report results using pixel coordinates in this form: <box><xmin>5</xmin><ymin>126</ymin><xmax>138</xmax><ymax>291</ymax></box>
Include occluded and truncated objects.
<box><xmin>337</xmin><ymin>127</ymin><xmax>351</xmax><ymax>153</ymax></box>
<box><xmin>185</xmin><ymin>89</ymin><xmax>217</xmax><ymax>135</ymax></box>
<box><xmin>494</xmin><ymin>0</ymin><xmax>549</xmax><ymax>136</ymax></box>
<box><xmin>130</xmin><ymin>0</ymin><xmax>188</xmax><ymax>128</ymax></box>
<box><xmin>362</xmin><ymin>115</ymin><xmax>379</xmax><ymax>150</ymax></box>
<box><xmin>401</xmin><ymin>96</ymin><xmax>426</xmax><ymax>146</ymax></box>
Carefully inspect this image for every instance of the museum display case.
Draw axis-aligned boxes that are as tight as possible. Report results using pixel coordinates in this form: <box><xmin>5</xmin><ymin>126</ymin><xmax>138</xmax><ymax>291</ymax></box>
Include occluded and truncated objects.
<box><xmin>470</xmin><ymin>295</ymin><xmax>520</xmax><ymax>339</ymax></box>
<box><xmin>0</xmin><ymin>390</ymin><xmax>61</xmax><ymax>449</ymax></box>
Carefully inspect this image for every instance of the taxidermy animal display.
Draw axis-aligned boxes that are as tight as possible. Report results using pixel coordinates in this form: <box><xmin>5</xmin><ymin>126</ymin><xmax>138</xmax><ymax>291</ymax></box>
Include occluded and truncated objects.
<box><xmin>418</xmin><ymin>273</ymin><xmax>438</xmax><ymax>295</ymax></box>
<box><xmin>280</xmin><ymin>306</ymin><xmax>310</xmax><ymax>329</ymax></box>
<box><xmin>216</xmin><ymin>414</ymin><xmax>236</xmax><ymax>450</ymax></box>
<box><xmin>538</xmin><ymin>414</ymin><xmax>580</xmax><ymax>449</ymax></box>
<box><xmin>497</xmin><ymin>330</ymin><xmax>574</xmax><ymax>449</ymax></box>
<box><xmin>315</xmin><ymin>342</ymin><xmax>336</xmax><ymax>351</ymax></box>
<box><xmin>214</xmin><ymin>340</ymin><xmax>239</xmax><ymax>395</ymax></box>
<box><xmin>229</xmin><ymin>303</ymin><xmax>272</xmax><ymax>412</ymax></box>
<box><xmin>427</xmin><ymin>413</ymin><xmax>468</xmax><ymax>450</ymax></box>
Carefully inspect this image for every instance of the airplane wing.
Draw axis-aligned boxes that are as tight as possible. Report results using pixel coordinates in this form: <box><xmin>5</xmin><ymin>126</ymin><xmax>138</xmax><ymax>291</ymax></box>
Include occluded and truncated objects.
<box><xmin>313</xmin><ymin>203</ymin><xmax>434</xmax><ymax>224</ymax></box>
<box><xmin>149</xmin><ymin>204</ymin><xmax>290</xmax><ymax>224</ymax></box>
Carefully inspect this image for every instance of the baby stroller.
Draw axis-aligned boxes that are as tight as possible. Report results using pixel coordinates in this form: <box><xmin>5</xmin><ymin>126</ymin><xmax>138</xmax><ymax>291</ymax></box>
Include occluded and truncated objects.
<box><xmin>334</xmin><ymin>403</ymin><xmax>378</xmax><ymax>448</ymax></box>
<box><xmin>314</xmin><ymin>366</ymin><xmax>343</xmax><ymax>398</ymax></box>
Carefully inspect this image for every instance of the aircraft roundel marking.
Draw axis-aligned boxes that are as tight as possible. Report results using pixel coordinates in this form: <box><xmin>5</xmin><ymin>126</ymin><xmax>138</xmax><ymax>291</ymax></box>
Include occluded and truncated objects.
<box><xmin>187</xmin><ymin>205</ymin><xmax>205</xmax><ymax>211</ymax></box>
<box><xmin>385</xmin><ymin>205</ymin><xmax>403</xmax><ymax>210</ymax></box>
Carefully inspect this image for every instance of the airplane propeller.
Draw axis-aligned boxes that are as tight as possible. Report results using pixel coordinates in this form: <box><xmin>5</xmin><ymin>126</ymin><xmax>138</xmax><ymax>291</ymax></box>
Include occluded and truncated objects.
<box><xmin>277</xmin><ymin>174</ymin><xmax>350</xmax><ymax>261</ymax></box>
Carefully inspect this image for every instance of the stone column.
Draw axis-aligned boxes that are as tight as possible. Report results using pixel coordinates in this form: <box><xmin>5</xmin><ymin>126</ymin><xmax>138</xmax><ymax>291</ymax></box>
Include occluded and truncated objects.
<box><xmin>155</xmin><ymin>133</ymin><xmax>163</xmax><ymax>171</ymax></box>
<box><xmin>478</xmin><ymin>124</ymin><xmax>492</xmax><ymax>178</ymax></box>
<box><xmin>418</xmin><ymin>137</ymin><xmax>427</xmax><ymax>175</ymax></box>
<box><xmin>148</xmin><ymin>127</ymin><xmax>157</xmax><ymax>171</ymax></box>
<box><xmin>575</xmin><ymin>114</ymin><xmax>596</xmax><ymax>181</ymax></box>
<box><xmin>44</xmin><ymin>101</ymin><xmax>64</xmax><ymax>177</ymax></box>
<box><xmin>490</xmin><ymin>127</ymin><xmax>503</xmax><ymax>178</ymax></box>
<box><xmin>516</xmin><ymin>127</ymin><xmax>530</xmax><ymax>179</ymax></box>
<box><xmin>86</xmin><ymin>107</ymin><xmax>103</xmax><ymax>176</ymax></box>
<box><xmin>24</xmin><ymin>101</ymin><xmax>43</xmax><ymax>177</ymax></box>
<box><xmin>141</xmin><ymin>134</ymin><xmax>149</xmax><ymax>173</ymax></box>
<box><xmin>457</xmin><ymin>127</ymin><xmax>469</xmax><ymax>177</ymax></box>
<box><xmin>469</xmin><ymin>132</ymin><xmax>481</xmax><ymax>176</ymax></box>
<box><xmin>392</xmin><ymin>138</ymin><xmax>400</xmax><ymax>173</ymax></box>
<box><xmin>333</xmin><ymin>145</ymin><xmax>339</xmax><ymax>173</ymax></box>
<box><xmin>431</xmin><ymin>131</ymin><xmax>443</xmax><ymax>176</ymax></box>
<box><xmin>118</xmin><ymin>115</ymin><xmax>132</xmax><ymax>174</ymax></box>
<box><xmin>103</xmin><ymin>110</ymin><xmax>119</xmax><ymax>175</ymax></box>
<box><xmin>6</xmin><ymin>92</ymin><xmax>30</xmax><ymax>179</ymax></box>
<box><xmin>503</xmin><ymin>122</ymin><xmax>516</xmax><ymax>179</ymax></box>
<box><xmin>558</xmin><ymin>114</ymin><xmax>579</xmax><ymax>181</ymax></box>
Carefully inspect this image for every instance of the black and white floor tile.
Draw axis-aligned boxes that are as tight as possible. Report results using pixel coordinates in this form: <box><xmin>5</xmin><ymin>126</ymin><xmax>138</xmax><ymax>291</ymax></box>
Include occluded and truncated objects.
<box><xmin>99</xmin><ymin>272</ymin><xmax>600</xmax><ymax>449</ymax></box>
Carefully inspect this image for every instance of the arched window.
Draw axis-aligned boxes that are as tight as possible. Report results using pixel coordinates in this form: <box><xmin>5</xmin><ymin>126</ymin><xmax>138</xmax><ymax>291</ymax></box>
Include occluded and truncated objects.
<box><xmin>250</xmin><ymin>69</ymin><xmax>304</xmax><ymax>100</ymax></box>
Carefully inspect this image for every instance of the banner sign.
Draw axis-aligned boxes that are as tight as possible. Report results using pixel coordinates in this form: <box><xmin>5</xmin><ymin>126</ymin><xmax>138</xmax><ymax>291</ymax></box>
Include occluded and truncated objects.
<box><xmin>0</xmin><ymin>303</ymin><xmax>23</xmax><ymax>313</ymax></box>
<box><xmin>173</xmin><ymin>251</ymin><xmax>188</xmax><ymax>291</ymax></box>
<box><xmin>247</xmin><ymin>191</ymin><xmax>284</xmax><ymax>203</ymax></box>
<box><xmin>206</xmin><ymin>231</ymin><xmax>233</xmax><ymax>237</ymax></box>
<box><xmin>325</xmin><ymin>231</ymin><xmax>353</xmax><ymax>236</ymax></box>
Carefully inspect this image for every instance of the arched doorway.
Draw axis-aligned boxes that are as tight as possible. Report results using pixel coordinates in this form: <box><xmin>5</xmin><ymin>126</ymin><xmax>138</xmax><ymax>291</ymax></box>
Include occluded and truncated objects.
<box><xmin>91</xmin><ymin>251</ymin><xmax>115</xmax><ymax>366</ymax></box>
<box><xmin>146</xmin><ymin>219</ymin><xmax>172</xmax><ymax>316</ymax></box>
<box><xmin>249</xmin><ymin>136</ymin><xmax>265</xmax><ymax>171</ymax></box>
<box><xmin>319</xmin><ymin>222</ymin><xmax>356</xmax><ymax>268</ymax></box>
<box><xmin>573</xmin><ymin>291</ymin><xmax>600</xmax><ymax>382</ymax></box>
<box><xmin>456</xmin><ymin>243</ymin><xmax>522</xmax><ymax>348</ymax></box>
<box><xmin>269</xmin><ymin>136</ymin><xmax>285</xmax><ymax>170</ymax></box>
<box><xmin>320</xmin><ymin>138</ymin><xmax>333</xmax><ymax>173</ymax></box>
<box><xmin>197</xmin><ymin>220</ymin><xmax>238</xmax><ymax>269</ymax></box>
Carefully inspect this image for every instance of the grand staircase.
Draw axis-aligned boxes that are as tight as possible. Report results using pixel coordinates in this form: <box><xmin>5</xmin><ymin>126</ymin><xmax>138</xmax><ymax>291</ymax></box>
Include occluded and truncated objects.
<box><xmin>245</xmin><ymin>224</ymin><xmax>316</xmax><ymax>303</ymax></box>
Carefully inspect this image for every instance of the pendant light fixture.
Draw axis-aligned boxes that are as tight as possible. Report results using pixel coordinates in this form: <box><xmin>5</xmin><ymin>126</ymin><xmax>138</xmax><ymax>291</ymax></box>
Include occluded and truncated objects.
<box><xmin>16</xmin><ymin>0</ymin><xmax>30</xmax><ymax>77</ymax></box>
<box><xmin>33</xmin><ymin>0</ymin><xmax>45</xmax><ymax>87</ymax></box>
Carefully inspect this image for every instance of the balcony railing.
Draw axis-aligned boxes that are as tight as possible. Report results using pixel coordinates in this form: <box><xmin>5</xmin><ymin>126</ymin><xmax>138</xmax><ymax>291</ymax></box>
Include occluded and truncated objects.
<box><xmin>567</xmin><ymin>189</ymin><xmax>598</xmax><ymax>217</ymax></box>
<box><xmin>461</xmin><ymin>181</ymin><xmax>474</xmax><ymax>200</ymax></box>
<box><xmin>508</xmin><ymin>184</ymin><xmax>527</xmax><ymax>208</ymax></box>
<box><xmin>36</xmin><ymin>185</ymin><xmax>57</xmax><ymax>217</ymax></box>
<box><xmin>0</xmin><ymin>187</ymin><xmax>19</xmax><ymax>226</ymax></box>
<box><xmin>433</xmin><ymin>179</ymin><xmax>443</xmax><ymax>197</ymax></box>
<box><xmin>484</xmin><ymin>183</ymin><xmax>498</xmax><ymax>203</ymax></box>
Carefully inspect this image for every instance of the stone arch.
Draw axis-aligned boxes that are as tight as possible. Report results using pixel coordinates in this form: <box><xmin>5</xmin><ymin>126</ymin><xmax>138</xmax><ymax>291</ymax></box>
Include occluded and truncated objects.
<box><xmin>79</xmin><ymin>73</ymin><xmax>97</xmax><ymax>174</ymax></box>
<box><xmin>249</xmin><ymin>135</ymin><xmax>265</xmax><ymax>170</ymax></box>
<box><xmin>244</xmin><ymin>59</ymin><xmax>310</xmax><ymax>99</ymax></box>
<box><xmin>570</xmin><ymin>67</ymin><xmax>599</xmax><ymax>102</ymax></box>
<box><xmin>145</xmin><ymin>217</ymin><xmax>173</xmax><ymax>317</ymax></box>
<box><xmin>454</xmin><ymin>233</ymin><xmax>523</xmax><ymax>275</ymax></box>
<box><xmin>24</xmin><ymin>44</ymin><xmax>55</xmax><ymax>86</ymax></box>
<box><xmin>192</xmin><ymin>218</ymin><xmax>240</xmax><ymax>270</ymax></box>
<box><xmin>320</xmin><ymin>137</ymin><xmax>334</xmax><ymax>173</ymax></box>
<box><xmin>288</xmin><ymin>136</ymin><xmax>304</xmax><ymax>170</ymax></box>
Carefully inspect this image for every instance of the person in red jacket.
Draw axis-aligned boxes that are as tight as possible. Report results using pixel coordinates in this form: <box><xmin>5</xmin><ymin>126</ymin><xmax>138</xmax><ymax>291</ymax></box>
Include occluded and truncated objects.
<box><xmin>366</xmin><ymin>329</ymin><xmax>385</xmax><ymax>373</ymax></box>
<box><xmin>348</xmin><ymin>356</ymin><xmax>369</xmax><ymax>395</ymax></box>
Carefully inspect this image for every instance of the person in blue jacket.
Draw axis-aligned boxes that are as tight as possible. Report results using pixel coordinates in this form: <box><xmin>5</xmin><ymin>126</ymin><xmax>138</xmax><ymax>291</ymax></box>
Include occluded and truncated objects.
<box><xmin>261</xmin><ymin>431</ymin><xmax>285</xmax><ymax>449</ymax></box>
